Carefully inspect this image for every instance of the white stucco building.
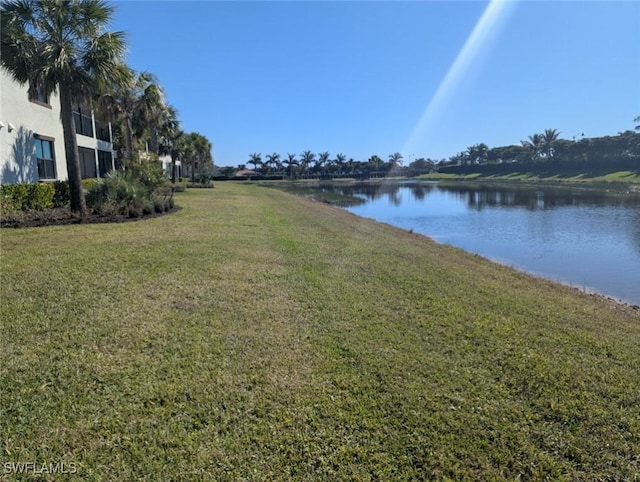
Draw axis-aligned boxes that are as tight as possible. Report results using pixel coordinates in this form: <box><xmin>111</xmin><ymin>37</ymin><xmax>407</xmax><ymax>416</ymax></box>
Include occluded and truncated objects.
<box><xmin>0</xmin><ymin>69</ymin><xmax>115</xmax><ymax>185</ymax></box>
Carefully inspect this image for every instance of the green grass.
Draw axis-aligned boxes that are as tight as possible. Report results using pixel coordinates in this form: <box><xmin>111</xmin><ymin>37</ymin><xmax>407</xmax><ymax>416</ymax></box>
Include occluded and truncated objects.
<box><xmin>419</xmin><ymin>169</ymin><xmax>640</xmax><ymax>187</ymax></box>
<box><xmin>1</xmin><ymin>185</ymin><xmax>639</xmax><ymax>480</ymax></box>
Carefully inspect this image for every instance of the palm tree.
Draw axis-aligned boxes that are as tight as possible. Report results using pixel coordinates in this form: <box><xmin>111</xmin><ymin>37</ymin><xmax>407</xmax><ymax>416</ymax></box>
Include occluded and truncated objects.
<box><xmin>521</xmin><ymin>134</ymin><xmax>544</xmax><ymax>162</ymax></box>
<box><xmin>368</xmin><ymin>155</ymin><xmax>383</xmax><ymax>172</ymax></box>
<box><xmin>283</xmin><ymin>153</ymin><xmax>297</xmax><ymax>178</ymax></box>
<box><xmin>317</xmin><ymin>151</ymin><xmax>330</xmax><ymax>174</ymax></box>
<box><xmin>299</xmin><ymin>150</ymin><xmax>315</xmax><ymax>177</ymax></box>
<box><xmin>265</xmin><ymin>152</ymin><xmax>280</xmax><ymax>174</ymax></box>
<box><xmin>156</xmin><ymin>104</ymin><xmax>181</xmax><ymax>183</ymax></box>
<box><xmin>248</xmin><ymin>153</ymin><xmax>262</xmax><ymax>172</ymax></box>
<box><xmin>97</xmin><ymin>68</ymin><xmax>164</xmax><ymax>164</ymax></box>
<box><xmin>465</xmin><ymin>144</ymin><xmax>488</xmax><ymax>164</ymax></box>
<box><xmin>174</xmin><ymin>131</ymin><xmax>194</xmax><ymax>180</ymax></box>
<box><xmin>189</xmin><ymin>132</ymin><xmax>212</xmax><ymax>181</ymax></box>
<box><xmin>541</xmin><ymin>128</ymin><xmax>560</xmax><ymax>161</ymax></box>
<box><xmin>334</xmin><ymin>153</ymin><xmax>346</xmax><ymax>175</ymax></box>
<box><xmin>135</xmin><ymin>75</ymin><xmax>167</xmax><ymax>155</ymax></box>
<box><xmin>1</xmin><ymin>0</ymin><xmax>127</xmax><ymax>216</ymax></box>
<box><xmin>388</xmin><ymin>152</ymin><xmax>404</xmax><ymax>168</ymax></box>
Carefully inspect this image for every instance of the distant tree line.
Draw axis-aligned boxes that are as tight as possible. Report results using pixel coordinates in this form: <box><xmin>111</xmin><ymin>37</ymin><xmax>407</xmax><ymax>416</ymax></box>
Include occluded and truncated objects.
<box><xmin>438</xmin><ymin>127</ymin><xmax>640</xmax><ymax>175</ymax></box>
<box><xmin>224</xmin><ymin>122</ymin><xmax>640</xmax><ymax>180</ymax></box>
<box><xmin>221</xmin><ymin>151</ymin><xmax>440</xmax><ymax>180</ymax></box>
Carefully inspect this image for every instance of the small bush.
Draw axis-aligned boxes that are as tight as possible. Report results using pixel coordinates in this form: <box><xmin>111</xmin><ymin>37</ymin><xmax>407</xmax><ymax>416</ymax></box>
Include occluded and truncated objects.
<box><xmin>1</xmin><ymin>184</ymin><xmax>29</xmax><ymax>213</ymax></box>
<box><xmin>142</xmin><ymin>201</ymin><xmax>153</xmax><ymax>216</ymax></box>
<box><xmin>128</xmin><ymin>205</ymin><xmax>142</xmax><ymax>218</ymax></box>
<box><xmin>82</xmin><ymin>178</ymin><xmax>100</xmax><ymax>191</ymax></box>
<box><xmin>153</xmin><ymin>198</ymin><xmax>165</xmax><ymax>213</ymax></box>
<box><xmin>125</xmin><ymin>155</ymin><xmax>170</xmax><ymax>191</ymax></box>
<box><xmin>53</xmin><ymin>181</ymin><xmax>70</xmax><ymax>207</ymax></box>
<box><xmin>85</xmin><ymin>170</ymin><xmax>174</xmax><ymax>218</ymax></box>
<box><xmin>28</xmin><ymin>183</ymin><xmax>54</xmax><ymax>211</ymax></box>
<box><xmin>86</xmin><ymin>171</ymin><xmax>150</xmax><ymax>215</ymax></box>
<box><xmin>186</xmin><ymin>181</ymin><xmax>214</xmax><ymax>189</ymax></box>
<box><xmin>1</xmin><ymin>183</ymin><xmax>55</xmax><ymax>213</ymax></box>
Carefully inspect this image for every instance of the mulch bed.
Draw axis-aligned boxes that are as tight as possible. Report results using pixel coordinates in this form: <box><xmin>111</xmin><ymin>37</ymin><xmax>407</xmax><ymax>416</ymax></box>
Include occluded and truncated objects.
<box><xmin>0</xmin><ymin>206</ymin><xmax>181</xmax><ymax>229</ymax></box>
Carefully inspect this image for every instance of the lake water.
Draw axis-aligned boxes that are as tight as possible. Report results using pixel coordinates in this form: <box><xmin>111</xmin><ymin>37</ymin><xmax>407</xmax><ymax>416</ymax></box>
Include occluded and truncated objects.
<box><xmin>328</xmin><ymin>181</ymin><xmax>640</xmax><ymax>305</ymax></box>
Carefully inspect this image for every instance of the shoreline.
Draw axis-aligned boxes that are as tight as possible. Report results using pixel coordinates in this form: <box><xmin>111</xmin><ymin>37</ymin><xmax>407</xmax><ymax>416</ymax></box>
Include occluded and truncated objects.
<box><xmin>278</xmin><ymin>180</ymin><xmax>640</xmax><ymax>310</ymax></box>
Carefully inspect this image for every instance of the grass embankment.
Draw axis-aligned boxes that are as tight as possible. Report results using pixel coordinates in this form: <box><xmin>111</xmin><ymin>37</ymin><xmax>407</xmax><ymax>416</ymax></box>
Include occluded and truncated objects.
<box><xmin>420</xmin><ymin>169</ymin><xmax>640</xmax><ymax>189</ymax></box>
<box><xmin>1</xmin><ymin>184</ymin><xmax>639</xmax><ymax>480</ymax></box>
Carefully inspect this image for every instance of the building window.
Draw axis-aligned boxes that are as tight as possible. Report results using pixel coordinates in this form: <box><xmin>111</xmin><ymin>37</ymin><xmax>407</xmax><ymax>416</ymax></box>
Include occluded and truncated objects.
<box><xmin>95</xmin><ymin>120</ymin><xmax>111</xmax><ymax>142</ymax></box>
<box><xmin>79</xmin><ymin>147</ymin><xmax>97</xmax><ymax>179</ymax></box>
<box><xmin>97</xmin><ymin>150</ymin><xmax>113</xmax><ymax>177</ymax></box>
<box><xmin>35</xmin><ymin>137</ymin><xmax>56</xmax><ymax>180</ymax></box>
<box><xmin>73</xmin><ymin>104</ymin><xmax>94</xmax><ymax>137</ymax></box>
<box><xmin>29</xmin><ymin>83</ymin><xmax>50</xmax><ymax>106</ymax></box>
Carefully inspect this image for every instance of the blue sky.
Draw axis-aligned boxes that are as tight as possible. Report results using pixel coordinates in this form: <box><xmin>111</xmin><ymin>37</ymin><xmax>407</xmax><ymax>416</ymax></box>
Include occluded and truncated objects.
<box><xmin>111</xmin><ymin>1</ymin><xmax>640</xmax><ymax>167</ymax></box>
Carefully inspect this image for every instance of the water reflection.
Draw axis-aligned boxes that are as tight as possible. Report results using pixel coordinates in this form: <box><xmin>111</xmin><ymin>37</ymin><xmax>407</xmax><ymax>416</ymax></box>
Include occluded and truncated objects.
<box><xmin>334</xmin><ymin>181</ymin><xmax>640</xmax><ymax>211</ymax></box>
<box><xmin>322</xmin><ymin>181</ymin><xmax>640</xmax><ymax>304</ymax></box>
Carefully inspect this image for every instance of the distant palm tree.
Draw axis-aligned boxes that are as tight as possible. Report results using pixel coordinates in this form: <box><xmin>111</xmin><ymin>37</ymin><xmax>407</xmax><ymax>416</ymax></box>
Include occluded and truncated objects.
<box><xmin>284</xmin><ymin>153</ymin><xmax>298</xmax><ymax>178</ymax></box>
<box><xmin>388</xmin><ymin>152</ymin><xmax>404</xmax><ymax>168</ymax></box>
<box><xmin>248</xmin><ymin>153</ymin><xmax>262</xmax><ymax>172</ymax></box>
<box><xmin>1</xmin><ymin>0</ymin><xmax>127</xmax><ymax>216</ymax></box>
<box><xmin>334</xmin><ymin>153</ymin><xmax>346</xmax><ymax>174</ymax></box>
<box><xmin>541</xmin><ymin>128</ymin><xmax>560</xmax><ymax>161</ymax></box>
<box><xmin>465</xmin><ymin>144</ymin><xmax>488</xmax><ymax>164</ymax></box>
<box><xmin>368</xmin><ymin>155</ymin><xmax>383</xmax><ymax>171</ymax></box>
<box><xmin>521</xmin><ymin>134</ymin><xmax>544</xmax><ymax>162</ymax></box>
<box><xmin>265</xmin><ymin>153</ymin><xmax>280</xmax><ymax>174</ymax></box>
<box><xmin>299</xmin><ymin>150</ymin><xmax>315</xmax><ymax>177</ymax></box>
<box><xmin>317</xmin><ymin>151</ymin><xmax>330</xmax><ymax>174</ymax></box>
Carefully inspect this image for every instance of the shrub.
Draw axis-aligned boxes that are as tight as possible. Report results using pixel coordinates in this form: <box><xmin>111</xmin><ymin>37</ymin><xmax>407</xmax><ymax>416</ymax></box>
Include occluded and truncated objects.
<box><xmin>1</xmin><ymin>184</ymin><xmax>29</xmax><ymax>213</ymax></box>
<box><xmin>186</xmin><ymin>181</ymin><xmax>214</xmax><ymax>189</ymax></box>
<box><xmin>125</xmin><ymin>155</ymin><xmax>170</xmax><ymax>191</ymax></box>
<box><xmin>81</xmin><ymin>178</ymin><xmax>99</xmax><ymax>191</ymax></box>
<box><xmin>53</xmin><ymin>181</ymin><xmax>70</xmax><ymax>207</ymax></box>
<box><xmin>28</xmin><ymin>183</ymin><xmax>54</xmax><ymax>211</ymax></box>
<box><xmin>0</xmin><ymin>183</ymin><xmax>55</xmax><ymax>213</ymax></box>
<box><xmin>85</xmin><ymin>170</ymin><xmax>174</xmax><ymax>218</ymax></box>
<box><xmin>86</xmin><ymin>171</ymin><xmax>150</xmax><ymax>215</ymax></box>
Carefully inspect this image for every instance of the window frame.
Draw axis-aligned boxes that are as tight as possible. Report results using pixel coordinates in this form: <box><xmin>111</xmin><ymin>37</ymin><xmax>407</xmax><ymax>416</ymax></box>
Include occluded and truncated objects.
<box><xmin>34</xmin><ymin>135</ymin><xmax>57</xmax><ymax>180</ymax></box>
<box><xmin>97</xmin><ymin>150</ymin><xmax>114</xmax><ymax>177</ymax></box>
<box><xmin>72</xmin><ymin>104</ymin><xmax>94</xmax><ymax>138</ymax></box>
<box><xmin>78</xmin><ymin>146</ymin><xmax>97</xmax><ymax>179</ymax></box>
<box><xmin>28</xmin><ymin>83</ymin><xmax>51</xmax><ymax>108</ymax></box>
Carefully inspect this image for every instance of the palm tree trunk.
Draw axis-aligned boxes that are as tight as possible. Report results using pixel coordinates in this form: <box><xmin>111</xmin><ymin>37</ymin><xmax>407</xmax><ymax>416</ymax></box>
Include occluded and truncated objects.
<box><xmin>150</xmin><ymin>128</ymin><xmax>159</xmax><ymax>155</ymax></box>
<box><xmin>125</xmin><ymin>116</ymin><xmax>134</xmax><ymax>164</ymax></box>
<box><xmin>171</xmin><ymin>150</ymin><xmax>177</xmax><ymax>184</ymax></box>
<box><xmin>59</xmin><ymin>84</ymin><xmax>87</xmax><ymax>217</ymax></box>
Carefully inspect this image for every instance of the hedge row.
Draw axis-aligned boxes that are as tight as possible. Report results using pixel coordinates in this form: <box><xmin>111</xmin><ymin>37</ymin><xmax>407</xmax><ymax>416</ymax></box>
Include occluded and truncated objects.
<box><xmin>1</xmin><ymin>182</ymin><xmax>70</xmax><ymax>213</ymax></box>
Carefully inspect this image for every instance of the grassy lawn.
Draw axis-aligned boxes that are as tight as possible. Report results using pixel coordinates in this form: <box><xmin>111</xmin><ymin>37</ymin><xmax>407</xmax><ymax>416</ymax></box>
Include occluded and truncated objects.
<box><xmin>419</xmin><ymin>169</ymin><xmax>640</xmax><ymax>188</ymax></box>
<box><xmin>1</xmin><ymin>184</ymin><xmax>639</xmax><ymax>480</ymax></box>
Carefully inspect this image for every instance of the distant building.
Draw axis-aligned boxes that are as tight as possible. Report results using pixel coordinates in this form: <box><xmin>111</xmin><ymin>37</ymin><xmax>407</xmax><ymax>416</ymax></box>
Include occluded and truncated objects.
<box><xmin>234</xmin><ymin>169</ymin><xmax>257</xmax><ymax>178</ymax></box>
<box><xmin>0</xmin><ymin>69</ymin><xmax>115</xmax><ymax>184</ymax></box>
